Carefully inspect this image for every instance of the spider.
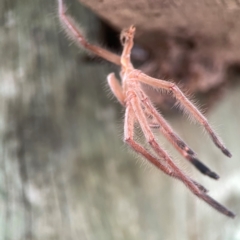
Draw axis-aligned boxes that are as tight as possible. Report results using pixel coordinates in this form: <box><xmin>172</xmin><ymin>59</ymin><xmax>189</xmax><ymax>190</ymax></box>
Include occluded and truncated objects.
<box><xmin>58</xmin><ymin>0</ymin><xmax>235</xmax><ymax>218</ymax></box>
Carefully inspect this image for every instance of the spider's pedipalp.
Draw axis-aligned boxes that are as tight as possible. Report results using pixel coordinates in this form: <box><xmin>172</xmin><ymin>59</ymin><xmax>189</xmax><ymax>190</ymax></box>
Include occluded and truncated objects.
<box><xmin>107</xmin><ymin>73</ymin><xmax>125</xmax><ymax>106</ymax></box>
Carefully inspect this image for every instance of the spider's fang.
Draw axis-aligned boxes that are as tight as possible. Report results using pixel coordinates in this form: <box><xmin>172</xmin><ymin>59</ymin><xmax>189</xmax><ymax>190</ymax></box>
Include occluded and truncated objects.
<box><xmin>192</xmin><ymin>158</ymin><xmax>219</xmax><ymax>180</ymax></box>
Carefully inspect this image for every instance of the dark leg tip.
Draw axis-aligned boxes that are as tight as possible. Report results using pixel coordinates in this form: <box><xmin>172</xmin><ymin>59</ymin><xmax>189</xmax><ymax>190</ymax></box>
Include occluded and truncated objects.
<box><xmin>222</xmin><ymin>148</ymin><xmax>232</xmax><ymax>158</ymax></box>
<box><xmin>227</xmin><ymin>211</ymin><xmax>236</xmax><ymax>219</ymax></box>
<box><xmin>192</xmin><ymin>158</ymin><xmax>219</xmax><ymax>180</ymax></box>
<box><xmin>207</xmin><ymin>171</ymin><xmax>220</xmax><ymax>180</ymax></box>
<box><xmin>202</xmin><ymin>194</ymin><xmax>236</xmax><ymax>218</ymax></box>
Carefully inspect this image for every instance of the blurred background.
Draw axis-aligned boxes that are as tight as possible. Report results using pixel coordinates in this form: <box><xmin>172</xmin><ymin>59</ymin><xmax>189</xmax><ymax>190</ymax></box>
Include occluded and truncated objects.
<box><xmin>0</xmin><ymin>0</ymin><xmax>239</xmax><ymax>239</ymax></box>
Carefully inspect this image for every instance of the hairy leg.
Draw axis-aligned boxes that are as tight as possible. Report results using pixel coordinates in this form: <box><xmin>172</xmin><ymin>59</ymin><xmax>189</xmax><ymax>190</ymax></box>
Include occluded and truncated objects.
<box><xmin>138</xmin><ymin>90</ymin><xmax>219</xmax><ymax>179</ymax></box>
<box><xmin>130</xmin><ymin>93</ymin><xmax>235</xmax><ymax>218</ymax></box>
<box><xmin>124</xmin><ymin>103</ymin><xmax>208</xmax><ymax>193</ymax></box>
<box><xmin>58</xmin><ymin>0</ymin><xmax>120</xmax><ymax>65</ymax></box>
<box><xmin>136</xmin><ymin>72</ymin><xmax>231</xmax><ymax>157</ymax></box>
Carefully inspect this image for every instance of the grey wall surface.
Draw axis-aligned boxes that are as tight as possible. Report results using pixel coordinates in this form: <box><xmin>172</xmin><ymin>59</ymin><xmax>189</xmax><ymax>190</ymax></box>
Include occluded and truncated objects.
<box><xmin>0</xmin><ymin>1</ymin><xmax>239</xmax><ymax>239</ymax></box>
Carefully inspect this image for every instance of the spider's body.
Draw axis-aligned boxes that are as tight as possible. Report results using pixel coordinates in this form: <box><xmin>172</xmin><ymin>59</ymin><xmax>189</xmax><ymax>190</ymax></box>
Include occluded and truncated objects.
<box><xmin>58</xmin><ymin>0</ymin><xmax>235</xmax><ymax>218</ymax></box>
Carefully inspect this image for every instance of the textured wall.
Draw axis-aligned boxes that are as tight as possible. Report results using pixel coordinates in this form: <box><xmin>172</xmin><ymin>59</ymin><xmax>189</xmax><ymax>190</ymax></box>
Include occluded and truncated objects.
<box><xmin>0</xmin><ymin>0</ymin><xmax>239</xmax><ymax>239</ymax></box>
<box><xmin>79</xmin><ymin>0</ymin><xmax>240</xmax><ymax>111</ymax></box>
<box><xmin>79</xmin><ymin>0</ymin><xmax>240</xmax><ymax>61</ymax></box>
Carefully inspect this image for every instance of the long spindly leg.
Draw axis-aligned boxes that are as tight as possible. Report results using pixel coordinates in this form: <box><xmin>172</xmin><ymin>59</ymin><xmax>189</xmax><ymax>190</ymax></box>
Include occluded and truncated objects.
<box><xmin>124</xmin><ymin>102</ymin><xmax>207</xmax><ymax>193</ymax></box>
<box><xmin>106</xmin><ymin>74</ymin><xmax>193</xmax><ymax>188</ymax></box>
<box><xmin>137</xmin><ymin>72</ymin><xmax>231</xmax><ymax>157</ymax></box>
<box><xmin>58</xmin><ymin>0</ymin><xmax>120</xmax><ymax>65</ymax></box>
<box><xmin>139</xmin><ymin>91</ymin><xmax>219</xmax><ymax>179</ymax></box>
<box><xmin>130</xmin><ymin>93</ymin><xmax>235</xmax><ymax>218</ymax></box>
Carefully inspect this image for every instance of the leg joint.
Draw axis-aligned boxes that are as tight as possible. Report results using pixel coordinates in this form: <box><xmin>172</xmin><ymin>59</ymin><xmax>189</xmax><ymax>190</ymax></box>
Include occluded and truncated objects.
<box><xmin>169</xmin><ymin>83</ymin><xmax>179</xmax><ymax>94</ymax></box>
<box><xmin>148</xmin><ymin>137</ymin><xmax>157</xmax><ymax>146</ymax></box>
<box><xmin>124</xmin><ymin>136</ymin><xmax>132</xmax><ymax>144</ymax></box>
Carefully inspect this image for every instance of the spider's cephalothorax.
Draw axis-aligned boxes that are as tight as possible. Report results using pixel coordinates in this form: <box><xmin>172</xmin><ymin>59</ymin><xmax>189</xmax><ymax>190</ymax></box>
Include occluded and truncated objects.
<box><xmin>58</xmin><ymin>0</ymin><xmax>235</xmax><ymax>218</ymax></box>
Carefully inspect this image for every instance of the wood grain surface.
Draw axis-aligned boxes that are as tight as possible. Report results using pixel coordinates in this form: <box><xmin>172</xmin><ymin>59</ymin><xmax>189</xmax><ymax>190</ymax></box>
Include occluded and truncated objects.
<box><xmin>0</xmin><ymin>0</ymin><xmax>239</xmax><ymax>239</ymax></box>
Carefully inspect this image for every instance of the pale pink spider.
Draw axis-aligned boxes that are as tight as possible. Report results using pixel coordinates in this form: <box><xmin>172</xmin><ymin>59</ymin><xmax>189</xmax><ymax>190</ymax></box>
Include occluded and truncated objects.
<box><xmin>58</xmin><ymin>0</ymin><xmax>235</xmax><ymax>218</ymax></box>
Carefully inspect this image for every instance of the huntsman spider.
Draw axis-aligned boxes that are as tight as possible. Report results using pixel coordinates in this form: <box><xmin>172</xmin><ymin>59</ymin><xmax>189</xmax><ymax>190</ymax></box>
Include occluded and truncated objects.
<box><xmin>58</xmin><ymin>0</ymin><xmax>235</xmax><ymax>218</ymax></box>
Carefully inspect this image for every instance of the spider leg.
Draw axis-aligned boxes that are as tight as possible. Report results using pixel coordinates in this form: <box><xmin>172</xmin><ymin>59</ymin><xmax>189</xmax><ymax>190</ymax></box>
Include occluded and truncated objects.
<box><xmin>106</xmin><ymin>75</ymin><xmax>194</xmax><ymax>186</ymax></box>
<box><xmin>130</xmin><ymin>92</ymin><xmax>235</xmax><ymax>218</ymax></box>
<box><xmin>139</xmin><ymin>90</ymin><xmax>219</xmax><ymax>179</ymax></box>
<box><xmin>124</xmin><ymin>101</ymin><xmax>207</xmax><ymax>193</ymax></box>
<box><xmin>58</xmin><ymin>0</ymin><xmax>120</xmax><ymax>65</ymax></box>
<box><xmin>137</xmin><ymin>72</ymin><xmax>232</xmax><ymax>158</ymax></box>
<box><xmin>141</xmin><ymin>105</ymin><xmax>161</xmax><ymax>129</ymax></box>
